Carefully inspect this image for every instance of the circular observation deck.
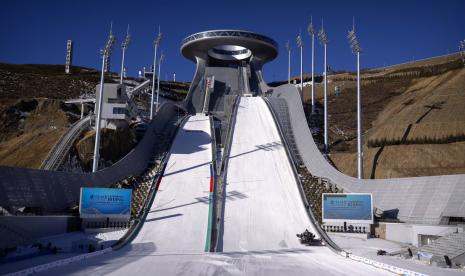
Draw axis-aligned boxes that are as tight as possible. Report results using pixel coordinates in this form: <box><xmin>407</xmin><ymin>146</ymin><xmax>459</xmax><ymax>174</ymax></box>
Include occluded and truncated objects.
<box><xmin>181</xmin><ymin>30</ymin><xmax>278</xmax><ymax>62</ymax></box>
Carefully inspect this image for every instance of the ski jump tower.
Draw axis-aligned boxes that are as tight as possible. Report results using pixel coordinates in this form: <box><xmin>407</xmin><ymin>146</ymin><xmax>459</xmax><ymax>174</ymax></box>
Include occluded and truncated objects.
<box><xmin>180</xmin><ymin>30</ymin><xmax>278</xmax><ymax>114</ymax></box>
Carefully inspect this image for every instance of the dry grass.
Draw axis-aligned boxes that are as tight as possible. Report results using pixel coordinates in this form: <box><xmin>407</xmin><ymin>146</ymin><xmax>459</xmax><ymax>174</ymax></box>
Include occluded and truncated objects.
<box><xmin>0</xmin><ymin>98</ymin><xmax>72</xmax><ymax>168</ymax></box>
<box><xmin>0</xmin><ymin>129</ymin><xmax>65</xmax><ymax>168</ymax></box>
<box><xmin>366</xmin><ymin>68</ymin><xmax>465</xmax><ymax>147</ymax></box>
<box><xmin>331</xmin><ymin>141</ymin><xmax>465</xmax><ymax>179</ymax></box>
<box><xmin>299</xmin><ymin>54</ymin><xmax>465</xmax><ymax>178</ymax></box>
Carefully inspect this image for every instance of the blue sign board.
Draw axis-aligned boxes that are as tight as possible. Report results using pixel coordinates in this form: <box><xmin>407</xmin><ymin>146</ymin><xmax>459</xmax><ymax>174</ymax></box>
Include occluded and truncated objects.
<box><xmin>79</xmin><ymin>188</ymin><xmax>132</xmax><ymax>219</ymax></box>
<box><xmin>322</xmin><ymin>193</ymin><xmax>373</xmax><ymax>223</ymax></box>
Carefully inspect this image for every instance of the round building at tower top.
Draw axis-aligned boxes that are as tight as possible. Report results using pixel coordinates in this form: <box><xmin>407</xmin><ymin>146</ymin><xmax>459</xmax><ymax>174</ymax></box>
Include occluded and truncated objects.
<box><xmin>181</xmin><ymin>30</ymin><xmax>278</xmax><ymax>63</ymax></box>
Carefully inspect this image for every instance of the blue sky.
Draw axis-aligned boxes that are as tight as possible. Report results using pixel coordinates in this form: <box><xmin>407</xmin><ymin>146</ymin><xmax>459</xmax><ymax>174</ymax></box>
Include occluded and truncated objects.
<box><xmin>0</xmin><ymin>0</ymin><xmax>464</xmax><ymax>82</ymax></box>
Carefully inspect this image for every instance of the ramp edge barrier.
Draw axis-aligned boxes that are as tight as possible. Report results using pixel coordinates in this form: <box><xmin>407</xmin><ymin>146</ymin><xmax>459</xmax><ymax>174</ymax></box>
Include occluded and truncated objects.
<box><xmin>214</xmin><ymin>95</ymin><xmax>240</xmax><ymax>252</ymax></box>
<box><xmin>5</xmin><ymin>115</ymin><xmax>190</xmax><ymax>276</ymax></box>
<box><xmin>206</xmin><ymin>115</ymin><xmax>218</xmax><ymax>252</ymax></box>
<box><xmin>263</xmin><ymin>97</ymin><xmax>342</xmax><ymax>253</ymax></box>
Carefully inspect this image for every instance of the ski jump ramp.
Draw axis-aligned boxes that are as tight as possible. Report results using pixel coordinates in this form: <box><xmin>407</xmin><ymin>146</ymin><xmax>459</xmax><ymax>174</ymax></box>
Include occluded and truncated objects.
<box><xmin>220</xmin><ymin>97</ymin><xmax>319</xmax><ymax>251</ymax></box>
<box><xmin>131</xmin><ymin>114</ymin><xmax>213</xmax><ymax>253</ymax></box>
<box><xmin>38</xmin><ymin>104</ymin><xmax>390</xmax><ymax>276</ymax></box>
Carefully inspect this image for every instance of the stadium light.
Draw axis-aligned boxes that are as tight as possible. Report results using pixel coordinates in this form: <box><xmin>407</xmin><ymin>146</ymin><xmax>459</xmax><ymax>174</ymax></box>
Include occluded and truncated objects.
<box><xmin>120</xmin><ymin>25</ymin><xmax>131</xmax><ymax>84</ymax></box>
<box><xmin>93</xmin><ymin>22</ymin><xmax>116</xmax><ymax>173</ymax></box>
<box><xmin>296</xmin><ymin>32</ymin><xmax>304</xmax><ymax>101</ymax></box>
<box><xmin>318</xmin><ymin>19</ymin><xmax>329</xmax><ymax>153</ymax></box>
<box><xmin>347</xmin><ymin>17</ymin><xmax>363</xmax><ymax>179</ymax></box>
<box><xmin>150</xmin><ymin>26</ymin><xmax>163</xmax><ymax>120</ymax></box>
<box><xmin>156</xmin><ymin>51</ymin><xmax>165</xmax><ymax>112</ymax></box>
<box><xmin>307</xmin><ymin>16</ymin><xmax>316</xmax><ymax>113</ymax></box>
<box><xmin>460</xmin><ymin>40</ymin><xmax>465</xmax><ymax>66</ymax></box>
<box><xmin>285</xmin><ymin>40</ymin><xmax>291</xmax><ymax>84</ymax></box>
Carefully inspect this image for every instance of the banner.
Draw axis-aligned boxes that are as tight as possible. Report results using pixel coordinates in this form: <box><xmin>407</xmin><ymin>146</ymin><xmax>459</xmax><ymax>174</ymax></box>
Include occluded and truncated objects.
<box><xmin>79</xmin><ymin>188</ymin><xmax>132</xmax><ymax>219</ymax></box>
<box><xmin>322</xmin><ymin>193</ymin><xmax>373</xmax><ymax>223</ymax></box>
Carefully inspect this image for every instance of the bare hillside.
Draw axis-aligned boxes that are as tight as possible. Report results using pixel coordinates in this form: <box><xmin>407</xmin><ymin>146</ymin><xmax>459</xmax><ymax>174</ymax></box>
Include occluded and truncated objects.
<box><xmin>301</xmin><ymin>54</ymin><xmax>465</xmax><ymax>178</ymax></box>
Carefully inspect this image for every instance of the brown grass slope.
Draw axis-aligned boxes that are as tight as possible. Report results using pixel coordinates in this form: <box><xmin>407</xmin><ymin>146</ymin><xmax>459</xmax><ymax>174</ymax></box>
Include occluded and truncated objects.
<box><xmin>309</xmin><ymin>54</ymin><xmax>465</xmax><ymax>178</ymax></box>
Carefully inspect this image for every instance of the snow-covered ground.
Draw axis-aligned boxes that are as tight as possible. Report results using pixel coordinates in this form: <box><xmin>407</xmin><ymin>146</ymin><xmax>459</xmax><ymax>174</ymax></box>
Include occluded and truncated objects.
<box><xmin>331</xmin><ymin>234</ymin><xmax>465</xmax><ymax>275</ymax></box>
<box><xmin>128</xmin><ymin>114</ymin><xmax>212</xmax><ymax>253</ymax></box>
<box><xmin>0</xmin><ymin>229</ymin><xmax>128</xmax><ymax>274</ymax></box>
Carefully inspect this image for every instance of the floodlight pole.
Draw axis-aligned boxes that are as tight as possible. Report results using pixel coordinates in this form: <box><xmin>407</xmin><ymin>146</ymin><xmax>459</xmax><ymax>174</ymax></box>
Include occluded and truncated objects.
<box><xmin>286</xmin><ymin>40</ymin><xmax>291</xmax><ymax>84</ymax></box>
<box><xmin>308</xmin><ymin>16</ymin><xmax>316</xmax><ymax>113</ymax></box>
<box><xmin>285</xmin><ymin>41</ymin><xmax>291</xmax><ymax>84</ymax></box>
<box><xmin>356</xmin><ymin>51</ymin><xmax>363</xmax><ymax>179</ymax></box>
<box><xmin>93</xmin><ymin>24</ymin><xmax>115</xmax><ymax>172</ymax></box>
<box><xmin>348</xmin><ymin>18</ymin><xmax>363</xmax><ymax>179</ymax></box>
<box><xmin>120</xmin><ymin>25</ymin><xmax>131</xmax><ymax>84</ymax></box>
<box><xmin>300</xmin><ymin>42</ymin><xmax>303</xmax><ymax>100</ymax></box>
<box><xmin>323</xmin><ymin>42</ymin><xmax>328</xmax><ymax>152</ymax></box>
<box><xmin>156</xmin><ymin>52</ymin><xmax>164</xmax><ymax>113</ymax></box>
<box><xmin>296</xmin><ymin>33</ymin><xmax>303</xmax><ymax>102</ymax></box>
<box><xmin>150</xmin><ymin>26</ymin><xmax>162</xmax><ymax>120</ymax></box>
<box><xmin>318</xmin><ymin>20</ymin><xmax>329</xmax><ymax>153</ymax></box>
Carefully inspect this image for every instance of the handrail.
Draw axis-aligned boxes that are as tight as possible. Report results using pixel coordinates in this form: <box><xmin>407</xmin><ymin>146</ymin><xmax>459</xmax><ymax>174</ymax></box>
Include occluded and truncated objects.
<box><xmin>263</xmin><ymin>97</ymin><xmax>343</xmax><ymax>253</ymax></box>
<box><xmin>40</xmin><ymin>116</ymin><xmax>91</xmax><ymax>170</ymax></box>
<box><xmin>214</xmin><ymin>95</ymin><xmax>240</xmax><ymax>252</ymax></box>
<box><xmin>205</xmin><ymin>115</ymin><xmax>218</xmax><ymax>252</ymax></box>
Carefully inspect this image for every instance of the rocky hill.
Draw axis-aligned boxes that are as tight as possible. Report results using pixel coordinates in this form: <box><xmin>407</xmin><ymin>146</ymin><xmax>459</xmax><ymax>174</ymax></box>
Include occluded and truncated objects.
<box><xmin>0</xmin><ymin>64</ymin><xmax>101</xmax><ymax>168</ymax></box>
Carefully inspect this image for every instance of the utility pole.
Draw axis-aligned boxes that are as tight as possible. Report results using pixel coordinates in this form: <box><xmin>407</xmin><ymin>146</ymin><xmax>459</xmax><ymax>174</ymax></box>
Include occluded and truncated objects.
<box><xmin>307</xmin><ymin>16</ymin><xmax>316</xmax><ymax>113</ymax></box>
<box><xmin>156</xmin><ymin>52</ymin><xmax>165</xmax><ymax>113</ymax></box>
<box><xmin>150</xmin><ymin>26</ymin><xmax>162</xmax><ymax>120</ymax></box>
<box><xmin>348</xmin><ymin>17</ymin><xmax>363</xmax><ymax>179</ymax></box>
<box><xmin>285</xmin><ymin>41</ymin><xmax>291</xmax><ymax>84</ymax></box>
<box><xmin>318</xmin><ymin>19</ymin><xmax>329</xmax><ymax>153</ymax></box>
<box><xmin>296</xmin><ymin>32</ymin><xmax>303</xmax><ymax>102</ymax></box>
<box><xmin>93</xmin><ymin>23</ymin><xmax>115</xmax><ymax>172</ymax></box>
<box><xmin>120</xmin><ymin>25</ymin><xmax>131</xmax><ymax>84</ymax></box>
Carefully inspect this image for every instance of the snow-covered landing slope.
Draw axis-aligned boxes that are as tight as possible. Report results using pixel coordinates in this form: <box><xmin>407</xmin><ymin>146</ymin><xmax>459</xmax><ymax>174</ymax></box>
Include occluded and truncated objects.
<box><xmin>33</xmin><ymin>104</ymin><xmax>392</xmax><ymax>276</ymax></box>
<box><xmin>134</xmin><ymin>114</ymin><xmax>213</xmax><ymax>253</ymax></box>
<box><xmin>221</xmin><ymin>97</ymin><xmax>318</xmax><ymax>251</ymax></box>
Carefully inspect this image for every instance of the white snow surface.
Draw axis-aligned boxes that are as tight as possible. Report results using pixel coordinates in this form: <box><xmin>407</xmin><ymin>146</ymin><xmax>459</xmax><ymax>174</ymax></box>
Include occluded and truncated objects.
<box><xmin>130</xmin><ymin>114</ymin><xmax>213</xmax><ymax>253</ymax></box>
<box><xmin>221</xmin><ymin>97</ymin><xmax>318</xmax><ymax>251</ymax></box>
<box><xmin>332</xmin><ymin>234</ymin><xmax>465</xmax><ymax>276</ymax></box>
<box><xmin>18</xmin><ymin>102</ymin><xmax>396</xmax><ymax>275</ymax></box>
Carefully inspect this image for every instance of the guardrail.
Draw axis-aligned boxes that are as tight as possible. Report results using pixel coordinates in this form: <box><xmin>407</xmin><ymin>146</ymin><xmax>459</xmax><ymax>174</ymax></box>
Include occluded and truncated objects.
<box><xmin>40</xmin><ymin>116</ymin><xmax>91</xmax><ymax>170</ymax></box>
<box><xmin>206</xmin><ymin>115</ymin><xmax>218</xmax><ymax>252</ymax></box>
<box><xmin>214</xmin><ymin>95</ymin><xmax>240</xmax><ymax>252</ymax></box>
<box><xmin>129</xmin><ymin>79</ymin><xmax>152</xmax><ymax>99</ymax></box>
